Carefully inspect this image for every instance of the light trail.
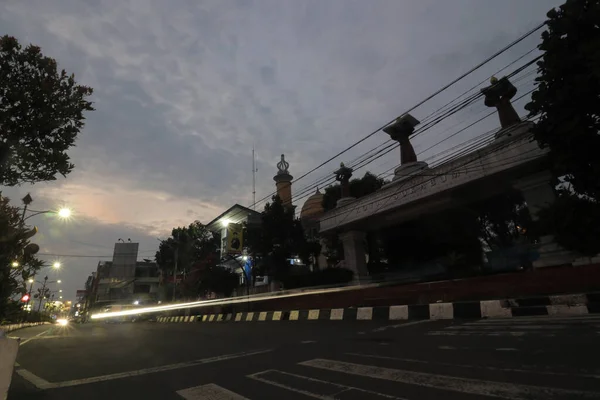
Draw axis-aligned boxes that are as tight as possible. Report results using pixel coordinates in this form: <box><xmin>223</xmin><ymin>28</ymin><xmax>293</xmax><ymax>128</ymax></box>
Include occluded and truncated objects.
<box><xmin>90</xmin><ymin>282</ymin><xmax>379</xmax><ymax>320</ymax></box>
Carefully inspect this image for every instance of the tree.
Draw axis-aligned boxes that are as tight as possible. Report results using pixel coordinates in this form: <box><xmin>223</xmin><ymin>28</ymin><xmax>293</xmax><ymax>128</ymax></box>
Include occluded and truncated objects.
<box><xmin>0</xmin><ymin>35</ymin><xmax>94</xmax><ymax>186</ymax></box>
<box><xmin>196</xmin><ymin>266</ymin><xmax>239</xmax><ymax>298</ymax></box>
<box><xmin>525</xmin><ymin>0</ymin><xmax>600</xmax><ymax>199</ymax></box>
<box><xmin>537</xmin><ymin>190</ymin><xmax>600</xmax><ymax>257</ymax></box>
<box><xmin>470</xmin><ymin>190</ymin><xmax>532</xmax><ymax>250</ymax></box>
<box><xmin>524</xmin><ymin>0</ymin><xmax>600</xmax><ymax>256</ymax></box>
<box><xmin>0</xmin><ymin>194</ymin><xmax>43</xmax><ymax>320</ymax></box>
<box><xmin>322</xmin><ymin>171</ymin><xmax>387</xmax><ymax>211</ymax></box>
<box><xmin>155</xmin><ymin>221</ymin><xmax>220</xmax><ymax>299</ymax></box>
<box><xmin>245</xmin><ymin>195</ymin><xmax>309</xmax><ymax>281</ymax></box>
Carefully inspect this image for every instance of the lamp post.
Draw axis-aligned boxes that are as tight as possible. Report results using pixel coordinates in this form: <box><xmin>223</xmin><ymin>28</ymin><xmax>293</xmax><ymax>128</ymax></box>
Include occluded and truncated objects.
<box><xmin>19</xmin><ymin>193</ymin><xmax>71</xmax><ymax>225</ymax></box>
<box><xmin>35</xmin><ymin>276</ymin><xmax>62</xmax><ymax>313</ymax></box>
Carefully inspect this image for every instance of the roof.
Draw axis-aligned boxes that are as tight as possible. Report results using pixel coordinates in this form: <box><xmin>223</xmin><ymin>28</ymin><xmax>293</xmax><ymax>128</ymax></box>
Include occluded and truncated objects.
<box><xmin>300</xmin><ymin>189</ymin><xmax>325</xmax><ymax>221</ymax></box>
<box><xmin>206</xmin><ymin>203</ymin><xmax>261</xmax><ymax>232</ymax></box>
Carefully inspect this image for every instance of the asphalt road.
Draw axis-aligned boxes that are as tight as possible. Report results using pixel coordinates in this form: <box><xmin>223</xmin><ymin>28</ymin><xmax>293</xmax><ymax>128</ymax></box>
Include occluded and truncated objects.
<box><xmin>8</xmin><ymin>315</ymin><xmax>600</xmax><ymax>399</ymax></box>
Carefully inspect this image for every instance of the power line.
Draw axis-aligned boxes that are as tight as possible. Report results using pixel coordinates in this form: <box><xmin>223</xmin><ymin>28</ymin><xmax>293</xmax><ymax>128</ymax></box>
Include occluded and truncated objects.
<box><xmin>291</xmin><ymin>75</ymin><xmax>538</xmax><ymax>207</ymax></box>
<box><xmin>243</xmin><ymin>22</ymin><xmax>546</xmax><ymax>211</ymax></box>
<box><xmin>324</xmin><ymin>127</ymin><xmax>542</xmax><ymax>228</ymax></box>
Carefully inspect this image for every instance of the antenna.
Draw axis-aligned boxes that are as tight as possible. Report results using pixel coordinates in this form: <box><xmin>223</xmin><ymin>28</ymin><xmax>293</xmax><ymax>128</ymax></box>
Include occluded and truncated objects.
<box><xmin>252</xmin><ymin>145</ymin><xmax>258</xmax><ymax>210</ymax></box>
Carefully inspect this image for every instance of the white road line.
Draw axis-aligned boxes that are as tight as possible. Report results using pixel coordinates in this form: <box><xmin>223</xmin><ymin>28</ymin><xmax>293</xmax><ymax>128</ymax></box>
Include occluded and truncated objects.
<box><xmin>370</xmin><ymin>319</ymin><xmax>433</xmax><ymax>333</ymax></box>
<box><xmin>301</xmin><ymin>340</ymin><xmax>317</xmax><ymax>344</ymax></box>
<box><xmin>15</xmin><ymin>369</ymin><xmax>55</xmax><ymax>390</ymax></box>
<box><xmin>473</xmin><ymin>316</ymin><xmax>600</xmax><ymax>324</ymax></box>
<box><xmin>438</xmin><ymin>346</ymin><xmax>518</xmax><ymax>351</ymax></box>
<box><xmin>248</xmin><ymin>369</ymin><xmax>405</xmax><ymax>399</ymax></box>
<box><xmin>345</xmin><ymin>353</ymin><xmax>600</xmax><ymax>379</ymax></box>
<box><xmin>17</xmin><ymin>349</ymin><xmax>273</xmax><ymax>390</ymax></box>
<box><xmin>176</xmin><ymin>383</ymin><xmax>249</xmax><ymax>399</ymax></box>
<box><xmin>427</xmin><ymin>331</ymin><xmax>527</xmax><ymax>337</ymax></box>
<box><xmin>19</xmin><ymin>328</ymin><xmax>51</xmax><ymax>346</ymax></box>
<box><xmin>301</xmin><ymin>358</ymin><xmax>600</xmax><ymax>399</ymax></box>
<box><xmin>446</xmin><ymin>325</ymin><xmax>569</xmax><ymax>330</ymax></box>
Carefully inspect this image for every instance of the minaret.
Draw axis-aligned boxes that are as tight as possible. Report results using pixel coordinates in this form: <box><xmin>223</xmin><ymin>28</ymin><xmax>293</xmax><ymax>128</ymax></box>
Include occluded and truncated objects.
<box><xmin>273</xmin><ymin>154</ymin><xmax>293</xmax><ymax>208</ymax></box>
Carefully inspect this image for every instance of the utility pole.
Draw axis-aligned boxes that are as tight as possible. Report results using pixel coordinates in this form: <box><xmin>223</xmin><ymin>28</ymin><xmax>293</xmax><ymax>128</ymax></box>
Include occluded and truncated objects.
<box><xmin>252</xmin><ymin>146</ymin><xmax>258</xmax><ymax>210</ymax></box>
<box><xmin>37</xmin><ymin>276</ymin><xmax>48</xmax><ymax>313</ymax></box>
<box><xmin>172</xmin><ymin>237</ymin><xmax>178</xmax><ymax>302</ymax></box>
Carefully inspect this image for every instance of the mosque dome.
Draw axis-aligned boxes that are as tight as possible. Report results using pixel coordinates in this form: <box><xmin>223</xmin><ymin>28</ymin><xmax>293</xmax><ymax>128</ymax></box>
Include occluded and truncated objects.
<box><xmin>300</xmin><ymin>188</ymin><xmax>325</xmax><ymax>221</ymax></box>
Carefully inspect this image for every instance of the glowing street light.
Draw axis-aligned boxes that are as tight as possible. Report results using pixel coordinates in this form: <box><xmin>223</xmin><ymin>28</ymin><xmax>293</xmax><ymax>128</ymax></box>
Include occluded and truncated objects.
<box><xmin>20</xmin><ymin>193</ymin><xmax>73</xmax><ymax>222</ymax></box>
<box><xmin>52</xmin><ymin>262</ymin><xmax>61</xmax><ymax>269</ymax></box>
<box><xmin>57</xmin><ymin>280</ymin><xmax>62</xmax><ymax>283</ymax></box>
<box><xmin>57</xmin><ymin>208</ymin><xmax>72</xmax><ymax>219</ymax></box>
<box><xmin>59</xmin><ymin>289</ymin><xmax>63</xmax><ymax>293</ymax></box>
<box><xmin>28</xmin><ymin>278</ymin><xmax>34</xmax><ymax>284</ymax></box>
<box><xmin>11</xmin><ymin>261</ymin><xmax>19</xmax><ymax>267</ymax></box>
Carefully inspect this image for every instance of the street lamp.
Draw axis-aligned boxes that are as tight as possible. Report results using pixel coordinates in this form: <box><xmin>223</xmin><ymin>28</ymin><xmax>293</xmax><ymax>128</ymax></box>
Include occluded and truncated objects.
<box><xmin>20</xmin><ymin>193</ymin><xmax>72</xmax><ymax>223</ymax></box>
<box><xmin>11</xmin><ymin>261</ymin><xmax>19</xmax><ymax>267</ymax></box>
<box><xmin>52</xmin><ymin>262</ymin><xmax>61</xmax><ymax>269</ymax></box>
<box><xmin>23</xmin><ymin>207</ymin><xmax>72</xmax><ymax>222</ymax></box>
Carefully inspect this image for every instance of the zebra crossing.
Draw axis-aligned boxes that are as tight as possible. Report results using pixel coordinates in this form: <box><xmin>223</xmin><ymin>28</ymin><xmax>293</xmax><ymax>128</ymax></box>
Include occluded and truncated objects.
<box><xmin>174</xmin><ymin>353</ymin><xmax>600</xmax><ymax>399</ymax></box>
<box><xmin>426</xmin><ymin>315</ymin><xmax>600</xmax><ymax>337</ymax></box>
<box><xmin>171</xmin><ymin>316</ymin><xmax>600</xmax><ymax>399</ymax></box>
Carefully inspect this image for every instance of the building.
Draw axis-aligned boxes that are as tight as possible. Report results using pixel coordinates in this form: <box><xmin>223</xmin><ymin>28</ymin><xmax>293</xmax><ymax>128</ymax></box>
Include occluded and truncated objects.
<box><xmin>204</xmin><ymin>154</ymin><xmax>325</xmax><ymax>287</ymax></box>
<box><xmin>87</xmin><ymin>241</ymin><xmax>161</xmax><ymax>311</ymax></box>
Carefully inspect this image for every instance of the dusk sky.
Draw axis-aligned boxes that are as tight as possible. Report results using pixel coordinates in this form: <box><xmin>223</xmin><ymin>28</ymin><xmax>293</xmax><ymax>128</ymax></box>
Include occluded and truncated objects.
<box><xmin>1</xmin><ymin>0</ymin><xmax>561</xmax><ymax>300</ymax></box>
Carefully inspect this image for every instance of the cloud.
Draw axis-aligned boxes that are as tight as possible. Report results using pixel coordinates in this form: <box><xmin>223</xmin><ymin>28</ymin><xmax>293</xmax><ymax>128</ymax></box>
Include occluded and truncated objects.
<box><xmin>0</xmin><ymin>0</ymin><xmax>562</xmax><ymax>297</ymax></box>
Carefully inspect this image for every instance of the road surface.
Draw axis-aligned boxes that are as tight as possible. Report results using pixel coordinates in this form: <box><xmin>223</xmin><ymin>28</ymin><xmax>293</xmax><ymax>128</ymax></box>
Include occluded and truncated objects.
<box><xmin>8</xmin><ymin>315</ymin><xmax>600</xmax><ymax>399</ymax></box>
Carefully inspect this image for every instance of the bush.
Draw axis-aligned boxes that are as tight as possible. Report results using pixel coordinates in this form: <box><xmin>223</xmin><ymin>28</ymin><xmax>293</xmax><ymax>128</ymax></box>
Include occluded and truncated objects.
<box><xmin>282</xmin><ymin>267</ymin><xmax>354</xmax><ymax>290</ymax></box>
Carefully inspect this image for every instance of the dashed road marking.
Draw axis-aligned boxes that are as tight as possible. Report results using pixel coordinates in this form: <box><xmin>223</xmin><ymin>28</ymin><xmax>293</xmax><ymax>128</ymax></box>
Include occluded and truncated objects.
<box><xmin>248</xmin><ymin>369</ymin><xmax>404</xmax><ymax>399</ymax></box>
<box><xmin>302</xmin><ymin>358</ymin><xmax>600</xmax><ymax>399</ymax></box>
<box><xmin>345</xmin><ymin>353</ymin><xmax>600</xmax><ymax>380</ymax></box>
<box><xmin>176</xmin><ymin>383</ymin><xmax>249</xmax><ymax>399</ymax></box>
<box><xmin>371</xmin><ymin>319</ymin><xmax>433</xmax><ymax>333</ymax></box>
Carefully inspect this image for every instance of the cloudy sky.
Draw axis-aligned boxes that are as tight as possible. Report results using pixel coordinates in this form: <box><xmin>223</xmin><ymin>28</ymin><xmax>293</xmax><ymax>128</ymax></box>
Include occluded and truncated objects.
<box><xmin>1</xmin><ymin>0</ymin><xmax>561</xmax><ymax>299</ymax></box>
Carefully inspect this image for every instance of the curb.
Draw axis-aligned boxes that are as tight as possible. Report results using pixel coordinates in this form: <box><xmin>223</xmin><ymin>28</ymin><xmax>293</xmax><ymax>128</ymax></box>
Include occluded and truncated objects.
<box><xmin>157</xmin><ymin>293</ymin><xmax>600</xmax><ymax>323</ymax></box>
<box><xmin>0</xmin><ymin>322</ymin><xmax>49</xmax><ymax>335</ymax></box>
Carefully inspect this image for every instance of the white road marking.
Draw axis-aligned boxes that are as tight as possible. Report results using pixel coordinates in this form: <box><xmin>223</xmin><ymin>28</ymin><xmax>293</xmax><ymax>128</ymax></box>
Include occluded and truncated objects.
<box><xmin>370</xmin><ymin>319</ymin><xmax>433</xmax><ymax>333</ymax></box>
<box><xmin>345</xmin><ymin>352</ymin><xmax>600</xmax><ymax>379</ymax></box>
<box><xmin>176</xmin><ymin>383</ymin><xmax>249</xmax><ymax>399</ymax></box>
<box><xmin>302</xmin><ymin>358</ymin><xmax>600</xmax><ymax>399</ymax></box>
<box><xmin>301</xmin><ymin>340</ymin><xmax>317</xmax><ymax>344</ymax></box>
<box><xmin>19</xmin><ymin>328</ymin><xmax>51</xmax><ymax>346</ymax></box>
<box><xmin>16</xmin><ymin>369</ymin><xmax>55</xmax><ymax>390</ymax></box>
<box><xmin>17</xmin><ymin>349</ymin><xmax>273</xmax><ymax>390</ymax></box>
<box><xmin>438</xmin><ymin>346</ymin><xmax>518</xmax><ymax>351</ymax></box>
<box><xmin>427</xmin><ymin>330</ymin><xmax>526</xmax><ymax>337</ymax></box>
<box><xmin>447</xmin><ymin>325</ymin><xmax>569</xmax><ymax>330</ymax></box>
<box><xmin>474</xmin><ymin>316</ymin><xmax>600</xmax><ymax>323</ymax></box>
<box><xmin>248</xmin><ymin>369</ymin><xmax>405</xmax><ymax>399</ymax></box>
